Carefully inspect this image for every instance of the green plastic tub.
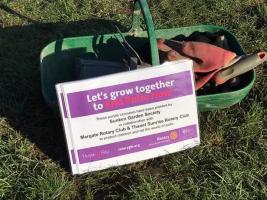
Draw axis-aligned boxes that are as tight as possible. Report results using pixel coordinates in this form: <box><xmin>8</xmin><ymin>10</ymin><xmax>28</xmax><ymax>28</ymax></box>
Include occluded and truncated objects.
<box><xmin>40</xmin><ymin>0</ymin><xmax>255</xmax><ymax>112</ymax></box>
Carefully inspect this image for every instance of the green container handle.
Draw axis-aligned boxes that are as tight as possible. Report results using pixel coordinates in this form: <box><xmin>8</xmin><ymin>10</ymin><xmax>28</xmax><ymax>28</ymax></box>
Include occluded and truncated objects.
<box><xmin>131</xmin><ymin>0</ymin><xmax>160</xmax><ymax>66</ymax></box>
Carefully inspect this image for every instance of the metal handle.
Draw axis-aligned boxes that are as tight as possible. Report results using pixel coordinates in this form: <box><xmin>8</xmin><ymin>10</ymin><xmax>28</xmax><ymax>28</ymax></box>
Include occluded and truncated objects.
<box><xmin>131</xmin><ymin>0</ymin><xmax>160</xmax><ymax>66</ymax></box>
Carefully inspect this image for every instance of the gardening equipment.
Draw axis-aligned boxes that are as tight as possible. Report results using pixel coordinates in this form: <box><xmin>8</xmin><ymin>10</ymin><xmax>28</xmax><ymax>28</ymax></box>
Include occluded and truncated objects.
<box><xmin>40</xmin><ymin>0</ymin><xmax>256</xmax><ymax>112</ymax></box>
<box><xmin>213</xmin><ymin>52</ymin><xmax>267</xmax><ymax>85</ymax></box>
<box><xmin>157</xmin><ymin>38</ymin><xmax>237</xmax><ymax>72</ymax></box>
<box><xmin>158</xmin><ymin>39</ymin><xmax>266</xmax><ymax>90</ymax></box>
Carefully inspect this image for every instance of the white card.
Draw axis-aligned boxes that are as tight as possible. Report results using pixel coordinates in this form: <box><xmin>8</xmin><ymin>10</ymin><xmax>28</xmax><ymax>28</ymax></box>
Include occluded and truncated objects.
<box><xmin>56</xmin><ymin>60</ymin><xmax>200</xmax><ymax>175</ymax></box>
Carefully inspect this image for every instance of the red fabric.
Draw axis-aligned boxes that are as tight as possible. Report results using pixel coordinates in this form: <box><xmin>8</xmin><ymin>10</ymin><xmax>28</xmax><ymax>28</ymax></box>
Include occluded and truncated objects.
<box><xmin>195</xmin><ymin>70</ymin><xmax>220</xmax><ymax>90</ymax></box>
<box><xmin>182</xmin><ymin>41</ymin><xmax>236</xmax><ymax>72</ymax></box>
<box><xmin>157</xmin><ymin>38</ymin><xmax>237</xmax><ymax>90</ymax></box>
<box><xmin>157</xmin><ymin>38</ymin><xmax>236</xmax><ymax>72</ymax></box>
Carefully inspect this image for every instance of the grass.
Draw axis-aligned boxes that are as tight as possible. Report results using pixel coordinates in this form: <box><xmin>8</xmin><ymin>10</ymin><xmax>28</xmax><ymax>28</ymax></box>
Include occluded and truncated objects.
<box><xmin>0</xmin><ymin>0</ymin><xmax>266</xmax><ymax>199</ymax></box>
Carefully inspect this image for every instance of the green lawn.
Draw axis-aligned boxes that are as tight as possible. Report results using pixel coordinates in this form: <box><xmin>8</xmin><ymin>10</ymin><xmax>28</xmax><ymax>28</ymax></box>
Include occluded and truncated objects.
<box><xmin>0</xmin><ymin>0</ymin><xmax>266</xmax><ymax>199</ymax></box>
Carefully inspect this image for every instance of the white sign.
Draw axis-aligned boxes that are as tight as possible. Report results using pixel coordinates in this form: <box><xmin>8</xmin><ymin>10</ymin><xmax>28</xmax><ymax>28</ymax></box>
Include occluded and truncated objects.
<box><xmin>56</xmin><ymin>60</ymin><xmax>200</xmax><ymax>175</ymax></box>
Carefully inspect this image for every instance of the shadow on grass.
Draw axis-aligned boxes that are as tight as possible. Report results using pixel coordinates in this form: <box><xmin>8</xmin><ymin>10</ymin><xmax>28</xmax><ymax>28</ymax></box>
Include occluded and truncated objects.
<box><xmin>0</xmin><ymin>4</ymin><xmax>129</xmax><ymax>172</ymax></box>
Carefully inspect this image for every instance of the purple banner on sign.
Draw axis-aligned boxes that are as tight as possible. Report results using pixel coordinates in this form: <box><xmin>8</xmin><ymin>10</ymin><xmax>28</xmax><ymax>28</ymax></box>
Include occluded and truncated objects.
<box><xmin>67</xmin><ymin>71</ymin><xmax>193</xmax><ymax>118</ymax></box>
<box><xmin>77</xmin><ymin>124</ymin><xmax>198</xmax><ymax>164</ymax></box>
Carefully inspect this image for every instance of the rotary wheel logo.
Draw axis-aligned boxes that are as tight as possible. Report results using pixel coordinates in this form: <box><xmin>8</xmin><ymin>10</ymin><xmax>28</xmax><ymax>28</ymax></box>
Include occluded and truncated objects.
<box><xmin>170</xmin><ymin>131</ymin><xmax>178</xmax><ymax>140</ymax></box>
